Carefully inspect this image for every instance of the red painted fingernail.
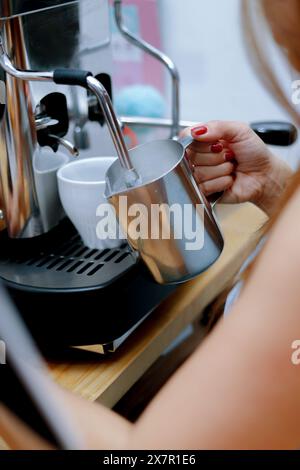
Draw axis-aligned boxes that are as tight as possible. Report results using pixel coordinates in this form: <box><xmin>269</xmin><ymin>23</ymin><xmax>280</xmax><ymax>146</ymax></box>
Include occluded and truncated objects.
<box><xmin>192</xmin><ymin>125</ymin><xmax>208</xmax><ymax>136</ymax></box>
<box><xmin>225</xmin><ymin>151</ymin><xmax>235</xmax><ymax>162</ymax></box>
<box><xmin>211</xmin><ymin>143</ymin><xmax>223</xmax><ymax>153</ymax></box>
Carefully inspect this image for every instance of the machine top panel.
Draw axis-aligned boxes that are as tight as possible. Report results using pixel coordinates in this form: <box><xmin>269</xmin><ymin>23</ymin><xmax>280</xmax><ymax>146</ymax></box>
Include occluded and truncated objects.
<box><xmin>0</xmin><ymin>0</ymin><xmax>79</xmax><ymax>19</ymax></box>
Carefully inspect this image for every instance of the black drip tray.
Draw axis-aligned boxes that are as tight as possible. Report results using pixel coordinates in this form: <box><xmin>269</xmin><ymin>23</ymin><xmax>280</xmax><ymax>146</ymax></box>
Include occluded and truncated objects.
<box><xmin>0</xmin><ymin>220</ymin><xmax>176</xmax><ymax>351</ymax></box>
<box><xmin>0</xmin><ymin>219</ymin><xmax>138</xmax><ymax>292</ymax></box>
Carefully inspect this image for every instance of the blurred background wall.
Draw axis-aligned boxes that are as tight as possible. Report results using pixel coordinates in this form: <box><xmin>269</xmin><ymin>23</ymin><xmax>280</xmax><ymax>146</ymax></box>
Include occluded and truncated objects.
<box><xmin>157</xmin><ymin>0</ymin><xmax>299</xmax><ymax>167</ymax></box>
<box><xmin>111</xmin><ymin>0</ymin><xmax>300</xmax><ymax>167</ymax></box>
<box><xmin>158</xmin><ymin>0</ymin><xmax>288</xmax><ymax>122</ymax></box>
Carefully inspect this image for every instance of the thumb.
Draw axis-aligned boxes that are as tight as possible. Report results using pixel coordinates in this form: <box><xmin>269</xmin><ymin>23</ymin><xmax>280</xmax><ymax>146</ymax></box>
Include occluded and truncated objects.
<box><xmin>191</xmin><ymin>120</ymin><xmax>251</xmax><ymax>144</ymax></box>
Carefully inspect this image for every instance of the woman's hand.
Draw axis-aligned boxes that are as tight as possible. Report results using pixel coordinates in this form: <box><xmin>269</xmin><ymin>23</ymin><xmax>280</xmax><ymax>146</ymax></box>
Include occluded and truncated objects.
<box><xmin>183</xmin><ymin>121</ymin><xmax>293</xmax><ymax>215</ymax></box>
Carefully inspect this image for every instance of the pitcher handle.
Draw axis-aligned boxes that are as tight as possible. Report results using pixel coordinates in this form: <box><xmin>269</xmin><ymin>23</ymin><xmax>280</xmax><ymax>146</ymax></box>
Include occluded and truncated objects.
<box><xmin>179</xmin><ymin>135</ymin><xmax>194</xmax><ymax>150</ymax></box>
<box><xmin>179</xmin><ymin>135</ymin><xmax>223</xmax><ymax>208</ymax></box>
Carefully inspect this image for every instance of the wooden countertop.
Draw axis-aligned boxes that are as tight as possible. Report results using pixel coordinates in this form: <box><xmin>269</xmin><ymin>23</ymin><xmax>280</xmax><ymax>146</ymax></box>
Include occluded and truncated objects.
<box><xmin>0</xmin><ymin>203</ymin><xmax>266</xmax><ymax>450</ymax></box>
<box><xmin>49</xmin><ymin>203</ymin><xmax>267</xmax><ymax>408</ymax></box>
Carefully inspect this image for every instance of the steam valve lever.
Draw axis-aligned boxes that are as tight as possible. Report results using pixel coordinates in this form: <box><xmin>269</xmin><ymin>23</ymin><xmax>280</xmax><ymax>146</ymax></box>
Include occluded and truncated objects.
<box><xmin>48</xmin><ymin>134</ymin><xmax>79</xmax><ymax>157</ymax></box>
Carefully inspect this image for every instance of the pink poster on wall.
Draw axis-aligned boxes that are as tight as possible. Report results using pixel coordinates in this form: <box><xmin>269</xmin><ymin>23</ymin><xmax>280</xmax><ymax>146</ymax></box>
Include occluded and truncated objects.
<box><xmin>109</xmin><ymin>0</ymin><xmax>165</xmax><ymax>92</ymax></box>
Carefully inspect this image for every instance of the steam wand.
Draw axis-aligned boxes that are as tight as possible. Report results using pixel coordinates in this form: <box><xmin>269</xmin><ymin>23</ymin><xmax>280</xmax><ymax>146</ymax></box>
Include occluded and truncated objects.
<box><xmin>85</xmin><ymin>75</ymin><xmax>140</xmax><ymax>187</ymax></box>
<box><xmin>0</xmin><ymin>36</ymin><xmax>141</xmax><ymax>187</ymax></box>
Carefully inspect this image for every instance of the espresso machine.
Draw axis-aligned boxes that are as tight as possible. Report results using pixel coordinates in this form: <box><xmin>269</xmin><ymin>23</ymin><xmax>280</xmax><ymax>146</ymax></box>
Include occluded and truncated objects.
<box><xmin>0</xmin><ymin>0</ymin><xmax>180</xmax><ymax>354</ymax></box>
<box><xmin>0</xmin><ymin>0</ymin><xmax>297</xmax><ymax>354</ymax></box>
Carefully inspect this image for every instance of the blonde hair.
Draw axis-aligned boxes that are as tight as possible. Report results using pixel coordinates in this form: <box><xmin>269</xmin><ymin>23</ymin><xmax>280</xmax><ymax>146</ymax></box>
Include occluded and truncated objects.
<box><xmin>209</xmin><ymin>1</ymin><xmax>300</xmax><ymax>327</ymax></box>
<box><xmin>239</xmin><ymin>0</ymin><xmax>300</xmax><ymax>279</ymax></box>
<box><xmin>242</xmin><ymin>0</ymin><xmax>300</xmax><ymax>127</ymax></box>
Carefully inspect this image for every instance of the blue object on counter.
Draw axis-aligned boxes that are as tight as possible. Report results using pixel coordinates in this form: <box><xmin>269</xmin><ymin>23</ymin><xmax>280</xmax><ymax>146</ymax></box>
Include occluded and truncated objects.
<box><xmin>115</xmin><ymin>85</ymin><xmax>166</xmax><ymax>118</ymax></box>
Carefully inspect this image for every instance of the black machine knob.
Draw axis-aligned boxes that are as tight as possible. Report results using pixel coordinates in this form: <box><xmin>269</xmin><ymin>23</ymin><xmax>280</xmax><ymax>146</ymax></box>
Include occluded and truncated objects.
<box><xmin>36</xmin><ymin>92</ymin><xmax>70</xmax><ymax>153</ymax></box>
<box><xmin>251</xmin><ymin>121</ymin><xmax>298</xmax><ymax>146</ymax></box>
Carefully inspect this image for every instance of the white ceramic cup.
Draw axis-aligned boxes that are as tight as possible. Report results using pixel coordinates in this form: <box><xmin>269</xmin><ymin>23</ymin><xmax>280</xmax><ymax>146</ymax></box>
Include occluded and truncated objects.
<box><xmin>34</xmin><ymin>147</ymin><xmax>70</xmax><ymax>231</ymax></box>
<box><xmin>57</xmin><ymin>157</ymin><xmax>125</xmax><ymax>250</ymax></box>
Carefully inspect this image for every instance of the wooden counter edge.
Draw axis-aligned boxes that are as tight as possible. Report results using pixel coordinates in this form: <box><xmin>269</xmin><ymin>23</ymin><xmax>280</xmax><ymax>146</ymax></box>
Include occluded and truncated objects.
<box><xmin>50</xmin><ymin>203</ymin><xmax>267</xmax><ymax>408</ymax></box>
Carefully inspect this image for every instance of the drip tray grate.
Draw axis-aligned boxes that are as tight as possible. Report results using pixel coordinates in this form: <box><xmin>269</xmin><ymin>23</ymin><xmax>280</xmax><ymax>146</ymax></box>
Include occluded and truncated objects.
<box><xmin>0</xmin><ymin>220</ymin><xmax>138</xmax><ymax>292</ymax></box>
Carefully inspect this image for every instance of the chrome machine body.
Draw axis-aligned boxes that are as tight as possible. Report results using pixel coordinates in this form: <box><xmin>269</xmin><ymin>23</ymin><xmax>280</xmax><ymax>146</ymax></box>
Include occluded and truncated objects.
<box><xmin>0</xmin><ymin>0</ymin><xmax>113</xmax><ymax>238</ymax></box>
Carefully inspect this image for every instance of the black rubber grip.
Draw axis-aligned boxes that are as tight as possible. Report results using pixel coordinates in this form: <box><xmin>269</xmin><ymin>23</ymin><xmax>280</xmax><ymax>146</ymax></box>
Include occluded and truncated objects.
<box><xmin>53</xmin><ymin>69</ymin><xmax>92</xmax><ymax>88</ymax></box>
